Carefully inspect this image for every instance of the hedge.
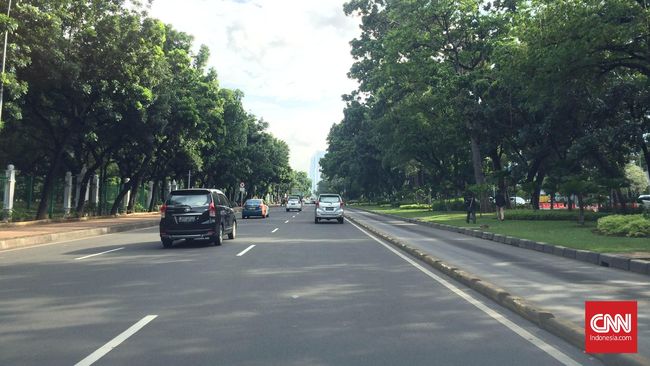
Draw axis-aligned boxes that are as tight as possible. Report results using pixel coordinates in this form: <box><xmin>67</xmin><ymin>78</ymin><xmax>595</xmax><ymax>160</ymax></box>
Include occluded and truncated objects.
<box><xmin>597</xmin><ymin>215</ymin><xmax>650</xmax><ymax>238</ymax></box>
<box><xmin>505</xmin><ymin>209</ymin><xmax>608</xmax><ymax>222</ymax></box>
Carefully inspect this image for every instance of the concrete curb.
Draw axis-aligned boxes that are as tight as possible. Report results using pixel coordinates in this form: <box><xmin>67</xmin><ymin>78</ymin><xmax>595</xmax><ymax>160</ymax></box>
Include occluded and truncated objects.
<box><xmin>0</xmin><ymin>220</ymin><xmax>159</xmax><ymax>251</ymax></box>
<box><xmin>352</xmin><ymin>209</ymin><xmax>650</xmax><ymax>277</ymax></box>
<box><xmin>0</xmin><ymin>212</ymin><xmax>158</xmax><ymax>228</ymax></box>
<box><xmin>347</xmin><ymin>214</ymin><xmax>649</xmax><ymax>366</ymax></box>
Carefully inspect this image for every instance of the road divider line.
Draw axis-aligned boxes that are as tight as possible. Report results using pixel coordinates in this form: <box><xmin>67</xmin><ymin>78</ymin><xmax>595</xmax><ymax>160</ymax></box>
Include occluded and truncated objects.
<box><xmin>347</xmin><ymin>220</ymin><xmax>581</xmax><ymax>366</ymax></box>
<box><xmin>74</xmin><ymin>247</ymin><xmax>125</xmax><ymax>260</ymax></box>
<box><xmin>237</xmin><ymin>245</ymin><xmax>255</xmax><ymax>257</ymax></box>
<box><xmin>272</xmin><ymin>228</ymin><xmax>279</xmax><ymax>233</ymax></box>
<box><xmin>75</xmin><ymin>315</ymin><xmax>158</xmax><ymax>366</ymax></box>
<box><xmin>284</xmin><ymin>220</ymin><xmax>290</xmax><ymax>224</ymax></box>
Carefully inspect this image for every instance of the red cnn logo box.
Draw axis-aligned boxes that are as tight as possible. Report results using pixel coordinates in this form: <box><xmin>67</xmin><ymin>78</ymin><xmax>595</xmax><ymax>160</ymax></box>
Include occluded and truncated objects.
<box><xmin>585</xmin><ymin>301</ymin><xmax>637</xmax><ymax>353</ymax></box>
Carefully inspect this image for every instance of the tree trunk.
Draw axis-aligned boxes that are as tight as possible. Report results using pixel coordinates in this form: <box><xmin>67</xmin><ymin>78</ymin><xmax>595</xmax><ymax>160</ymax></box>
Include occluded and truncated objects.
<box><xmin>615</xmin><ymin>188</ymin><xmax>627</xmax><ymax>213</ymax></box>
<box><xmin>577</xmin><ymin>193</ymin><xmax>585</xmax><ymax>225</ymax></box>
<box><xmin>110</xmin><ymin>180</ymin><xmax>133</xmax><ymax>215</ymax></box>
<box><xmin>550</xmin><ymin>191</ymin><xmax>555</xmax><ymax>210</ymax></box>
<box><xmin>639</xmin><ymin>137</ymin><xmax>650</xmax><ymax>178</ymax></box>
<box><xmin>531</xmin><ymin>168</ymin><xmax>545</xmax><ymax>210</ymax></box>
<box><xmin>36</xmin><ymin>148</ymin><xmax>66</xmax><ymax>220</ymax></box>
<box><xmin>489</xmin><ymin>148</ymin><xmax>506</xmax><ymax>194</ymax></box>
<box><xmin>127</xmin><ymin>179</ymin><xmax>140</xmax><ymax>213</ymax></box>
<box><xmin>469</xmin><ymin>134</ymin><xmax>487</xmax><ymax>212</ymax></box>
<box><xmin>148</xmin><ymin>181</ymin><xmax>159</xmax><ymax>212</ymax></box>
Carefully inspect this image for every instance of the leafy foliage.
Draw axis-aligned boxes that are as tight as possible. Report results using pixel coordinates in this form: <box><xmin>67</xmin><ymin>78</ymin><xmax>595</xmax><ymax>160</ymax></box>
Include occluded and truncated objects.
<box><xmin>597</xmin><ymin>215</ymin><xmax>650</xmax><ymax>238</ymax></box>
<box><xmin>0</xmin><ymin>1</ymin><xmax>295</xmax><ymax>218</ymax></box>
<box><xmin>322</xmin><ymin>0</ymin><xmax>650</xmax><ymax>224</ymax></box>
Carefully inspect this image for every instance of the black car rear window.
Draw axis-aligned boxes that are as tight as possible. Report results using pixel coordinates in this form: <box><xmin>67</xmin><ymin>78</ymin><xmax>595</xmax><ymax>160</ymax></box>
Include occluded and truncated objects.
<box><xmin>319</xmin><ymin>195</ymin><xmax>340</xmax><ymax>203</ymax></box>
<box><xmin>167</xmin><ymin>192</ymin><xmax>211</xmax><ymax>206</ymax></box>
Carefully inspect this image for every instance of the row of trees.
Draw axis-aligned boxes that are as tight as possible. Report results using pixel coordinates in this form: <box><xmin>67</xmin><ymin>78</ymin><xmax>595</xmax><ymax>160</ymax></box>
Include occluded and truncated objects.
<box><xmin>0</xmin><ymin>1</ymin><xmax>300</xmax><ymax>219</ymax></box>
<box><xmin>322</xmin><ymin>0</ymin><xmax>650</xmax><ymax>212</ymax></box>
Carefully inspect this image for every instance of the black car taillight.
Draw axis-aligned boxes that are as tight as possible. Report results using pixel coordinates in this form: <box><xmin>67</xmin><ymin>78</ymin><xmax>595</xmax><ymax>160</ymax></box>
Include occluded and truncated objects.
<box><xmin>160</xmin><ymin>204</ymin><xmax>167</xmax><ymax>218</ymax></box>
<box><xmin>209</xmin><ymin>202</ymin><xmax>217</xmax><ymax>217</ymax></box>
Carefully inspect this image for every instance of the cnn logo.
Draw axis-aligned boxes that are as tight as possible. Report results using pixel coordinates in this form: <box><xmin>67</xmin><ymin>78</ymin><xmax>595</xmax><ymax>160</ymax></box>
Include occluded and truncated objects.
<box><xmin>590</xmin><ymin>313</ymin><xmax>632</xmax><ymax>334</ymax></box>
<box><xmin>585</xmin><ymin>301</ymin><xmax>637</xmax><ymax>353</ymax></box>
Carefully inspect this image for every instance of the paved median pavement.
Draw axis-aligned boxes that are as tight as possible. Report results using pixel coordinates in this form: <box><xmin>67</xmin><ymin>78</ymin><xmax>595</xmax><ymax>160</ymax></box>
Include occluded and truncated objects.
<box><xmin>346</xmin><ymin>208</ymin><xmax>650</xmax><ymax>366</ymax></box>
<box><xmin>0</xmin><ymin>214</ymin><xmax>160</xmax><ymax>251</ymax></box>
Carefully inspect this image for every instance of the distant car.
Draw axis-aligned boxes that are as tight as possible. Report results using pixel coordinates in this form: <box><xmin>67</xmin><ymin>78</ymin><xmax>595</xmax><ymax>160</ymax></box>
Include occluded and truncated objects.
<box><xmin>315</xmin><ymin>193</ymin><xmax>344</xmax><ymax>224</ymax></box>
<box><xmin>159</xmin><ymin>189</ymin><xmax>237</xmax><ymax>248</ymax></box>
<box><xmin>242</xmin><ymin>199</ymin><xmax>269</xmax><ymax>219</ymax></box>
<box><xmin>286</xmin><ymin>196</ymin><xmax>302</xmax><ymax>212</ymax></box>
<box><xmin>638</xmin><ymin>195</ymin><xmax>650</xmax><ymax>209</ymax></box>
<box><xmin>510</xmin><ymin>196</ymin><xmax>526</xmax><ymax>206</ymax></box>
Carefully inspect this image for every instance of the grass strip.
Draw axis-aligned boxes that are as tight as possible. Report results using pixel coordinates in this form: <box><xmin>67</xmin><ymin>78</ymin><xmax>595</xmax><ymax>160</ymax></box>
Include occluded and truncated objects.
<box><xmin>357</xmin><ymin>205</ymin><xmax>650</xmax><ymax>253</ymax></box>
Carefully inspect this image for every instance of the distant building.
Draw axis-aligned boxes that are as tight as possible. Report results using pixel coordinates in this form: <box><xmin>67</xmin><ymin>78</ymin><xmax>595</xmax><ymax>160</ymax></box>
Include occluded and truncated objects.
<box><xmin>309</xmin><ymin>151</ymin><xmax>325</xmax><ymax>195</ymax></box>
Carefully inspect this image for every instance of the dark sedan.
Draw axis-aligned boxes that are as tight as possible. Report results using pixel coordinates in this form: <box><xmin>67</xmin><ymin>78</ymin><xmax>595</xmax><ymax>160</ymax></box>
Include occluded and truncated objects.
<box><xmin>242</xmin><ymin>199</ymin><xmax>269</xmax><ymax>219</ymax></box>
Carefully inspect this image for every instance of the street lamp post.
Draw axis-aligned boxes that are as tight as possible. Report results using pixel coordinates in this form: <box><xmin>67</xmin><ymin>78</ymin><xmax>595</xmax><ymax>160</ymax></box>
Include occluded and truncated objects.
<box><xmin>0</xmin><ymin>0</ymin><xmax>16</xmax><ymax>127</ymax></box>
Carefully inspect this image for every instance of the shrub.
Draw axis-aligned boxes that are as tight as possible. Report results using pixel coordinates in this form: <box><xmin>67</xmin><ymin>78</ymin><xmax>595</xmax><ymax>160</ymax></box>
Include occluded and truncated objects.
<box><xmin>432</xmin><ymin>198</ymin><xmax>466</xmax><ymax>211</ymax></box>
<box><xmin>597</xmin><ymin>215</ymin><xmax>650</xmax><ymax>237</ymax></box>
<box><xmin>399</xmin><ymin>203</ymin><xmax>432</xmax><ymax>210</ymax></box>
<box><xmin>505</xmin><ymin>209</ymin><xmax>609</xmax><ymax>222</ymax></box>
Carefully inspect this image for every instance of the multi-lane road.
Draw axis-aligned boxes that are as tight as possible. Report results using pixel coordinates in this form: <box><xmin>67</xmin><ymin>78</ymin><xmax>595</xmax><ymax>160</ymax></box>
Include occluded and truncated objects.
<box><xmin>0</xmin><ymin>206</ymin><xmax>603</xmax><ymax>365</ymax></box>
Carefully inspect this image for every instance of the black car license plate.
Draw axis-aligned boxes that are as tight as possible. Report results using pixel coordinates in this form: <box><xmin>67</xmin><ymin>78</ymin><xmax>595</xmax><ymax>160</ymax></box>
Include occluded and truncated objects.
<box><xmin>177</xmin><ymin>216</ymin><xmax>197</xmax><ymax>223</ymax></box>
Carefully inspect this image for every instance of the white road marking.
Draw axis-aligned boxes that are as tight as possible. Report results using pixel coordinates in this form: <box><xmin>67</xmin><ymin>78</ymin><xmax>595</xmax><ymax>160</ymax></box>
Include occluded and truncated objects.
<box><xmin>348</xmin><ymin>220</ymin><xmax>581</xmax><ymax>366</ymax></box>
<box><xmin>237</xmin><ymin>245</ymin><xmax>256</xmax><ymax>257</ymax></box>
<box><xmin>284</xmin><ymin>220</ymin><xmax>290</xmax><ymax>224</ymax></box>
<box><xmin>0</xmin><ymin>226</ymin><xmax>156</xmax><ymax>253</ymax></box>
<box><xmin>292</xmin><ymin>215</ymin><xmax>296</xmax><ymax>218</ymax></box>
<box><xmin>74</xmin><ymin>247</ymin><xmax>125</xmax><ymax>260</ymax></box>
<box><xmin>75</xmin><ymin>315</ymin><xmax>158</xmax><ymax>366</ymax></box>
<box><xmin>272</xmin><ymin>228</ymin><xmax>279</xmax><ymax>233</ymax></box>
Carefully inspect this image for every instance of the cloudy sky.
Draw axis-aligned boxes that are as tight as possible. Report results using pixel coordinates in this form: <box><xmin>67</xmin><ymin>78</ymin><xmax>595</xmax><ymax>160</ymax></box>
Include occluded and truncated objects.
<box><xmin>147</xmin><ymin>0</ymin><xmax>360</xmax><ymax>173</ymax></box>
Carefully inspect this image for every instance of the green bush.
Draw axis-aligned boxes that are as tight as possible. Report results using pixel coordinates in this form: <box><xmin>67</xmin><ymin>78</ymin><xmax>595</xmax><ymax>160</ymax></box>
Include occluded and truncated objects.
<box><xmin>432</xmin><ymin>198</ymin><xmax>466</xmax><ymax>211</ymax></box>
<box><xmin>597</xmin><ymin>215</ymin><xmax>650</xmax><ymax>237</ymax></box>
<box><xmin>505</xmin><ymin>209</ymin><xmax>608</xmax><ymax>222</ymax></box>
<box><xmin>400</xmin><ymin>203</ymin><xmax>432</xmax><ymax>210</ymax></box>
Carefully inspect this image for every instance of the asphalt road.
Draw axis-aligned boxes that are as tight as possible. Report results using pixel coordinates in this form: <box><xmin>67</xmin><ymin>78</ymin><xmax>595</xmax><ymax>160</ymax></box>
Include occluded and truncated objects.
<box><xmin>347</xmin><ymin>208</ymin><xmax>650</xmax><ymax>358</ymax></box>
<box><xmin>0</xmin><ymin>206</ymin><xmax>602</xmax><ymax>366</ymax></box>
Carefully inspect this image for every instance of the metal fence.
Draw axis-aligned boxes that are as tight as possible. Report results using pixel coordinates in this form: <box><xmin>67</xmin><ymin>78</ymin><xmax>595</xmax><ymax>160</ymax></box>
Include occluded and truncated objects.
<box><xmin>4</xmin><ymin>169</ymin><xmax>159</xmax><ymax>222</ymax></box>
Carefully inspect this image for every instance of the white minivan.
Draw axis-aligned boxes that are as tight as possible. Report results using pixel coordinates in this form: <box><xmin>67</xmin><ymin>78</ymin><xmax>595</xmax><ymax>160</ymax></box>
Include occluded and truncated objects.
<box><xmin>315</xmin><ymin>194</ymin><xmax>344</xmax><ymax>224</ymax></box>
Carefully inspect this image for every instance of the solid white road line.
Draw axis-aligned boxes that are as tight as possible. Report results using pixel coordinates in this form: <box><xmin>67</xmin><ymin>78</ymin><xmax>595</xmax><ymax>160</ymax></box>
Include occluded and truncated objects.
<box><xmin>348</xmin><ymin>220</ymin><xmax>581</xmax><ymax>366</ymax></box>
<box><xmin>237</xmin><ymin>245</ymin><xmax>256</xmax><ymax>257</ymax></box>
<box><xmin>272</xmin><ymin>228</ymin><xmax>279</xmax><ymax>233</ymax></box>
<box><xmin>75</xmin><ymin>315</ymin><xmax>158</xmax><ymax>366</ymax></box>
<box><xmin>74</xmin><ymin>247</ymin><xmax>125</xmax><ymax>260</ymax></box>
<box><xmin>284</xmin><ymin>220</ymin><xmax>290</xmax><ymax>224</ymax></box>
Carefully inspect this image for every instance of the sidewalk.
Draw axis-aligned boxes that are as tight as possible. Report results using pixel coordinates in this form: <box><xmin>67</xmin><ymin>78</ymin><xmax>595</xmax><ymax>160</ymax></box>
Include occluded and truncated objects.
<box><xmin>347</xmin><ymin>209</ymin><xmax>649</xmax><ymax>366</ymax></box>
<box><xmin>0</xmin><ymin>213</ymin><xmax>160</xmax><ymax>250</ymax></box>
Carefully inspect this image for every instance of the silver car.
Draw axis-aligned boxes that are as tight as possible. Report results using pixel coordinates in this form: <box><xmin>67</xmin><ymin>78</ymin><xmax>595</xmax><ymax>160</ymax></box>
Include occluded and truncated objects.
<box><xmin>286</xmin><ymin>196</ymin><xmax>302</xmax><ymax>212</ymax></box>
<box><xmin>315</xmin><ymin>194</ymin><xmax>344</xmax><ymax>224</ymax></box>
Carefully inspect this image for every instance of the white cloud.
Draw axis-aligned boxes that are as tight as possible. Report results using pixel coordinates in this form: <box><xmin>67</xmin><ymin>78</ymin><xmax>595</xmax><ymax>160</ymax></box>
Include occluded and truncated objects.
<box><xmin>148</xmin><ymin>0</ymin><xmax>360</xmax><ymax>172</ymax></box>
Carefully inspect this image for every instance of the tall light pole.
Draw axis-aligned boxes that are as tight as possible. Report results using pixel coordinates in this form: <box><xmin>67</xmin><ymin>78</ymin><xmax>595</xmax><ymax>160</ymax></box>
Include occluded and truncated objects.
<box><xmin>0</xmin><ymin>0</ymin><xmax>15</xmax><ymax>127</ymax></box>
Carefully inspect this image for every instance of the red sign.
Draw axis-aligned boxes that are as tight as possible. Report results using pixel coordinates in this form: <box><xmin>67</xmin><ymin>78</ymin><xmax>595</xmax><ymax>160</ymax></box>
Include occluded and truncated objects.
<box><xmin>585</xmin><ymin>301</ymin><xmax>637</xmax><ymax>353</ymax></box>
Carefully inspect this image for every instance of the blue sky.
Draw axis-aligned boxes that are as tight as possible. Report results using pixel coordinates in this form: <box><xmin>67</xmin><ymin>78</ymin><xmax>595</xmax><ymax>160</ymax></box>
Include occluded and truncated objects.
<box><xmin>148</xmin><ymin>0</ymin><xmax>360</xmax><ymax>172</ymax></box>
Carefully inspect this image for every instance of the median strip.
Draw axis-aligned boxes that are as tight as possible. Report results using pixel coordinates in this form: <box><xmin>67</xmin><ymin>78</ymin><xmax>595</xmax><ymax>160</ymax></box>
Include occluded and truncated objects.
<box><xmin>75</xmin><ymin>315</ymin><xmax>158</xmax><ymax>366</ymax></box>
<box><xmin>74</xmin><ymin>247</ymin><xmax>125</xmax><ymax>260</ymax></box>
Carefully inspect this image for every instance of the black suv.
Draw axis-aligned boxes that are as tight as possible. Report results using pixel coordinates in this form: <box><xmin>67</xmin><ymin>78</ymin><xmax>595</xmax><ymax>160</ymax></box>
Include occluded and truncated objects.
<box><xmin>159</xmin><ymin>189</ymin><xmax>237</xmax><ymax>248</ymax></box>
